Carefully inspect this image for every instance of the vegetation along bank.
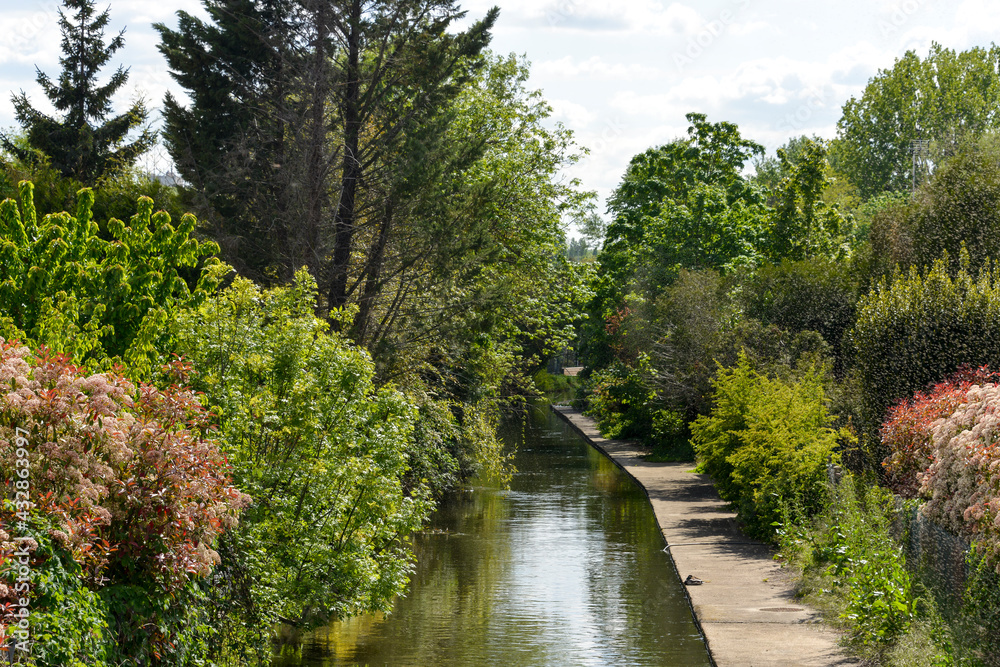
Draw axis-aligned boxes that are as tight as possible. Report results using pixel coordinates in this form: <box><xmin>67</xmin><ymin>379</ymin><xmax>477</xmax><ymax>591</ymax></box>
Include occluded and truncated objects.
<box><xmin>3</xmin><ymin>0</ymin><xmax>1000</xmax><ymax>665</ymax></box>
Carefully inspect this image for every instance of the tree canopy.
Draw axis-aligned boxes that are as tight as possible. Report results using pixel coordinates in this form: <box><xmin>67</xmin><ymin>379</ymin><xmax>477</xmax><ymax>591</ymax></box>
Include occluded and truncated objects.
<box><xmin>832</xmin><ymin>42</ymin><xmax>1000</xmax><ymax>199</ymax></box>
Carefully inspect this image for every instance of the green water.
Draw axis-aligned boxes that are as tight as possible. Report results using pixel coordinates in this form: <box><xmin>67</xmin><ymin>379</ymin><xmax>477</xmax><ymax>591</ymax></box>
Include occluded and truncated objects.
<box><xmin>272</xmin><ymin>407</ymin><xmax>712</xmax><ymax>666</ymax></box>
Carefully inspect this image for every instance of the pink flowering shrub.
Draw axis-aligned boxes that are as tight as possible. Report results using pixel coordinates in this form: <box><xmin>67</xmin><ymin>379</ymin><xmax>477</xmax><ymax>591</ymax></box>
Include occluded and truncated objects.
<box><xmin>881</xmin><ymin>366</ymin><xmax>1000</xmax><ymax>497</ymax></box>
<box><xmin>1</xmin><ymin>338</ymin><xmax>249</xmax><ymax>643</ymax></box>
<box><xmin>921</xmin><ymin>381</ymin><xmax>1000</xmax><ymax>571</ymax></box>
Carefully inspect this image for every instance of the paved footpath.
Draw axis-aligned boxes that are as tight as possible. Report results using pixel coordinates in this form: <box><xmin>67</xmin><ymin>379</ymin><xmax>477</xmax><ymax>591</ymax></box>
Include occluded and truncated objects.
<box><xmin>552</xmin><ymin>405</ymin><xmax>859</xmax><ymax>667</ymax></box>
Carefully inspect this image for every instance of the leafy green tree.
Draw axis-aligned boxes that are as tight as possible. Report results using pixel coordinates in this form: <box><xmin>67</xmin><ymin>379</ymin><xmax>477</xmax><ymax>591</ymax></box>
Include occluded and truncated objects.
<box><xmin>174</xmin><ymin>273</ymin><xmax>432</xmax><ymax>660</ymax></box>
<box><xmin>909</xmin><ymin>136</ymin><xmax>1000</xmax><ymax>274</ymax></box>
<box><xmin>859</xmin><ymin>134</ymin><xmax>1000</xmax><ymax>284</ymax></box>
<box><xmin>832</xmin><ymin>42</ymin><xmax>1000</xmax><ymax>199</ymax></box>
<box><xmin>752</xmin><ymin>135</ymin><xmax>818</xmax><ymax>197</ymax></box>
<box><xmin>582</xmin><ymin>113</ymin><xmax>767</xmax><ymax>370</ymax></box>
<box><xmin>601</xmin><ymin>113</ymin><xmax>766</xmax><ymax>294</ymax></box>
<box><xmin>3</xmin><ymin>0</ymin><xmax>155</xmax><ymax>183</ymax></box>
<box><xmin>767</xmin><ymin>138</ymin><xmax>854</xmax><ymax>261</ymax></box>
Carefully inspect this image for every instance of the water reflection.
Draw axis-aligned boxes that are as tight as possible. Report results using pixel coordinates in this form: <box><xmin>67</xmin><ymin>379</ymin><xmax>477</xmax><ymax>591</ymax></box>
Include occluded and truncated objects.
<box><xmin>273</xmin><ymin>407</ymin><xmax>712</xmax><ymax>666</ymax></box>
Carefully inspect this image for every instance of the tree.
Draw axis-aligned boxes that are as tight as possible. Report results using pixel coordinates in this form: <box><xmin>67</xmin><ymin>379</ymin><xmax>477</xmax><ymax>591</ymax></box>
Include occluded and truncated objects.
<box><xmin>832</xmin><ymin>43</ymin><xmax>1000</xmax><ymax>199</ymax></box>
<box><xmin>567</xmin><ymin>237</ymin><xmax>590</xmax><ymax>261</ymax></box>
<box><xmin>601</xmin><ymin>113</ymin><xmax>766</xmax><ymax>294</ymax></box>
<box><xmin>155</xmin><ymin>0</ymin><xmax>296</xmax><ymax>280</ymax></box>
<box><xmin>156</xmin><ymin>0</ymin><xmax>499</xmax><ymax>291</ymax></box>
<box><xmin>861</xmin><ymin>134</ymin><xmax>1000</xmax><ymax>281</ymax></box>
<box><xmin>582</xmin><ymin>113</ymin><xmax>767</xmax><ymax>369</ymax></box>
<box><xmin>767</xmin><ymin>138</ymin><xmax>853</xmax><ymax>261</ymax></box>
<box><xmin>2</xmin><ymin>0</ymin><xmax>155</xmax><ymax>183</ymax></box>
<box><xmin>174</xmin><ymin>273</ymin><xmax>432</xmax><ymax>659</ymax></box>
<box><xmin>739</xmin><ymin>257</ymin><xmax>858</xmax><ymax>373</ymax></box>
<box><xmin>159</xmin><ymin>1</ymin><xmax>586</xmax><ymax>378</ymax></box>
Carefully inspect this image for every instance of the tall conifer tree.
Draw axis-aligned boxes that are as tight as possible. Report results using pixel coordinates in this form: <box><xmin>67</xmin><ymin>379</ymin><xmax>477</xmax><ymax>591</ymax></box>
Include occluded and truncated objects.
<box><xmin>155</xmin><ymin>0</ymin><xmax>295</xmax><ymax>280</ymax></box>
<box><xmin>2</xmin><ymin>0</ymin><xmax>155</xmax><ymax>183</ymax></box>
<box><xmin>156</xmin><ymin>0</ymin><xmax>498</xmax><ymax>291</ymax></box>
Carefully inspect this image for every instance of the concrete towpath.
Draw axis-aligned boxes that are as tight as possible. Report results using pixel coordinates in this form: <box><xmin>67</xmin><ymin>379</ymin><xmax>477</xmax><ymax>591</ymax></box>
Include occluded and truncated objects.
<box><xmin>552</xmin><ymin>405</ymin><xmax>859</xmax><ymax>667</ymax></box>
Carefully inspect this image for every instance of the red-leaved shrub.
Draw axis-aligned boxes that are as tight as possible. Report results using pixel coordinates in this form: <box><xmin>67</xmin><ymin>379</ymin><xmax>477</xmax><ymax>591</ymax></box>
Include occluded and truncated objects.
<box><xmin>881</xmin><ymin>366</ymin><xmax>1000</xmax><ymax>497</ymax></box>
<box><xmin>922</xmin><ymin>382</ymin><xmax>1000</xmax><ymax>570</ymax></box>
<box><xmin>1</xmin><ymin>339</ymin><xmax>249</xmax><ymax>634</ymax></box>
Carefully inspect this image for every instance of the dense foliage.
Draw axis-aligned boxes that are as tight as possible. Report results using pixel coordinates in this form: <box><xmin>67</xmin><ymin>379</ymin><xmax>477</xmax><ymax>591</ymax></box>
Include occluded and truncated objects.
<box><xmin>13</xmin><ymin>1</ymin><xmax>1000</xmax><ymax>662</ymax></box>
<box><xmin>0</xmin><ymin>341</ymin><xmax>247</xmax><ymax>663</ymax></box>
<box><xmin>862</xmin><ymin>136</ymin><xmax>1000</xmax><ymax>280</ymax></box>
<box><xmin>174</xmin><ymin>274</ymin><xmax>433</xmax><ymax>660</ymax></box>
<box><xmin>738</xmin><ymin>257</ymin><xmax>858</xmax><ymax>372</ymax></box>
<box><xmin>690</xmin><ymin>353</ymin><xmax>846</xmax><ymax>539</ymax></box>
<box><xmin>0</xmin><ymin>181</ymin><xmax>227</xmax><ymax>377</ymax></box>
<box><xmin>851</xmin><ymin>252</ymin><xmax>1000</xmax><ymax>449</ymax></box>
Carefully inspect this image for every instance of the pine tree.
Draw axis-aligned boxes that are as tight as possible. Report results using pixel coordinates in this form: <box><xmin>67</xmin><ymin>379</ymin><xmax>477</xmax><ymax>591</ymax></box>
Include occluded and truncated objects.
<box><xmin>3</xmin><ymin>0</ymin><xmax>155</xmax><ymax>183</ymax></box>
<box><xmin>156</xmin><ymin>0</ymin><xmax>498</xmax><ymax>291</ymax></box>
<box><xmin>155</xmin><ymin>0</ymin><xmax>296</xmax><ymax>280</ymax></box>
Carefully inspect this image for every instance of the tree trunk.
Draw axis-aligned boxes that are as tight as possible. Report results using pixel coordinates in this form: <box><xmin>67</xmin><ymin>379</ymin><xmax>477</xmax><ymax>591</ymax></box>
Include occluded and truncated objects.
<box><xmin>352</xmin><ymin>199</ymin><xmax>393</xmax><ymax>345</ymax></box>
<box><xmin>329</xmin><ymin>0</ymin><xmax>363</xmax><ymax>313</ymax></box>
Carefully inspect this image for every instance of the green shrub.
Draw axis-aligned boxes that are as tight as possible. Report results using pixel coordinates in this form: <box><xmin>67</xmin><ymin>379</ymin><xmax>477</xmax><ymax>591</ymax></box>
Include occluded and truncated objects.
<box><xmin>174</xmin><ymin>272</ymin><xmax>433</xmax><ymax>658</ymax></box>
<box><xmin>691</xmin><ymin>351</ymin><xmax>845</xmax><ymax>539</ymax></box>
<box><xmin>776</xmin><ymin>475</ymin><xmax>918</xmax><ymax>653</ymax></box>
<box><xmin>1</xmin><ymin>518</ymin><xmax>110</xmax><ymax>666</ymax></box>
<box><xmin>0</xmin><ymin>180</ymin><xmax>228</xmax><ymax>377</ymax></box>
<box><xmin>851</xmin><ymin>249</ymin><xmax>1000</xmax><ymax>459</ymax></box>
<box><xmin>739</xmin><ymin>257</ymin><xmax>858</xmax><ymax>371</ymax></box>
<box><xmin>584</xmin><ymin>358</ymin><xmax>655</xmax><ymax>441</ymax></box>
<box><xmin>647</xmin><ymin>408</ymin><xmax>694</xmax><ymax>461</ymax></box>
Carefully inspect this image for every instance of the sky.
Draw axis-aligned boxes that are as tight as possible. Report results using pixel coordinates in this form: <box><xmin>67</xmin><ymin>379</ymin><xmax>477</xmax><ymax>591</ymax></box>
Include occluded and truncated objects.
<box><xmin>2</xmin><ymin>0</ymin><xmax>1000</xmax><ymax>215</ymax></box>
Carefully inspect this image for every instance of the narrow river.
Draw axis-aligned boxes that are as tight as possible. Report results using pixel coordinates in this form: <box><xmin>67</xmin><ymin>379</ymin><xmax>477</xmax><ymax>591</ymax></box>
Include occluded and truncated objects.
<box><xmin>273</xmin><ymin>406</ymin><xmax>713</xmax><ymax>666</ymax></box>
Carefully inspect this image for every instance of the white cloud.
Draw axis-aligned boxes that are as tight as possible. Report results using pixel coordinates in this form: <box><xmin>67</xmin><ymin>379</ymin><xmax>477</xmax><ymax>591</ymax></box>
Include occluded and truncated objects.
<box><xmin>728</xmin><ymin>20</ymin><xmax>770</xmax><ymax>36</ymax></box>
<box><xmin>535</xmin><ymin>56</ymin><xmax>660</xmax><ymax>80</ymax></box>
<box><xmin>4</xmin><ymin>0</ymin><xmax>1000</xmax><ymax>204</ymax></box>
<box><xmin>548</xmin><ymin>98</ymin><xmax>599</xmax><ymax>128</ymax></box>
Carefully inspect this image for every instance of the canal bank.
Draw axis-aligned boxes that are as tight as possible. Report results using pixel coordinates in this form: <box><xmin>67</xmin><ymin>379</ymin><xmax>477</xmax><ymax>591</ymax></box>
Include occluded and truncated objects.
<box><xmin>273</xmin><ymin>407</ymin><xmax>713</xmax><ymax>666</ymax></box>
<box><xmin>552</xmin><ymin>405</ymin><xmax>859</xmax><ymax>667</ymax></box>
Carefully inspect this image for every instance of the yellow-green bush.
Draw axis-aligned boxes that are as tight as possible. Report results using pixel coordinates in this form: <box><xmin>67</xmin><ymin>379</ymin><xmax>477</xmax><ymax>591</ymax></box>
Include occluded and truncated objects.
<box><xmin>691</xmin><ymin>352</ymin><xmax>847</xmax><ymax>539</ymax></box>
<box><xmin>0</xmin><ymin>180</ymin><xmax>227</xmax><ymax>377</ymax></box>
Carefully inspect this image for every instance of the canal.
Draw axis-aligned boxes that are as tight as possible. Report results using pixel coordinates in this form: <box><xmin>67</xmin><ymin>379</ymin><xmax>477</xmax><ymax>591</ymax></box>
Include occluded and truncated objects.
<box><xmin>273</xmin><ymin>406</ymin><xmax>713</xmax><ymax>666</ymax></box>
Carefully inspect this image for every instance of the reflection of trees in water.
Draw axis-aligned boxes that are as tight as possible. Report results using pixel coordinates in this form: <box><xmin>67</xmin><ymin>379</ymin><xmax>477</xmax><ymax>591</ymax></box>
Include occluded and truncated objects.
<box><xmin>321</xmin><ymin>477</ymin><xmax>518</xmax><ymax>665</ymax></box>
<box><xmin>579</xmin><ymin>442</ymin><xmax>703</xmax><ymax>655</ymax></box>
<box><xmin>286</xmin><ymin>411</ymin><xmax>709</xmax><ymax>666</ymax></box>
